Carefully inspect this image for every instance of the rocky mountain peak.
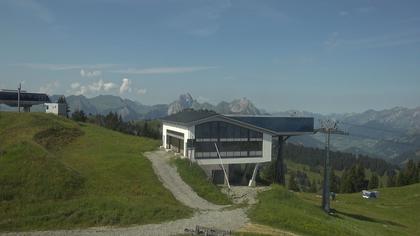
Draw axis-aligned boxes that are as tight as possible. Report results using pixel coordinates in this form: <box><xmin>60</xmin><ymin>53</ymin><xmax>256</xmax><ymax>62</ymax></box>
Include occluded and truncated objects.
<box><xmin>167</xmin><ymin>93</ymin><xmax>194</xmax><ymax>115</ymax></box>
<box><xmin>178</xmin><ymin>93</ymin><xmax>193</xmax><ymax>108</ymax></box>
<box><xmin>229</xmin><ymin>97</ymin><xmax>260</xmax><ymax>115</ymax></box>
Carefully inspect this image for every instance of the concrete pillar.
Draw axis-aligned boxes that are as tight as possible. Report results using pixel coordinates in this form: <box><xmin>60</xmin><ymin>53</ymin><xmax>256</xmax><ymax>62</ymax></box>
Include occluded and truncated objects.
<box><xmin>274</xmin><ymin>136</ymin><xmax>285</xmax><ymax>185</ymax></box>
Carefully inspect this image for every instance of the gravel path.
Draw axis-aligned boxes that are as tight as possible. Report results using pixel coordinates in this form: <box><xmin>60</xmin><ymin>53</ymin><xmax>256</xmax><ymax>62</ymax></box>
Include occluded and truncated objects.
<box><xmin>145</xmin><ymin>150</ymin><xmax>225</xmax><ymax>210</ymax></box>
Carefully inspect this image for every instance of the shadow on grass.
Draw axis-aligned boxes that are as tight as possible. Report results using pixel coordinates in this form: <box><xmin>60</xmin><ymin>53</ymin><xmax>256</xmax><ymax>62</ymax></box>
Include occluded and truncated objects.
<box><xmin>333</xmin><ymin>209</ymin><xmax>406</xmax><ymax>228</ymax></box>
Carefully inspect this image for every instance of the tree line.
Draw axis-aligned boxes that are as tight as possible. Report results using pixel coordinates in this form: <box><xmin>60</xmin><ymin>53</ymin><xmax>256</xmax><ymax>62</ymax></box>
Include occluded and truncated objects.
<box><xmin>285</xmin><ymin>159</ymin><xmax>420</xmax><ymax>193</ymax></box>
<box><xmin>283</xmin><ymin>142</ymin><xmax>397</xmax><ymax>176</ymax></box>
<box><xmin>71</xmin><ymin>109</ymin><xmax>161</xmax><ymax>139</ymax></box>
<box><xmin>258</xmin><ymin>142</ymin><xmax>419</xmax><ymax>193</ymax></box>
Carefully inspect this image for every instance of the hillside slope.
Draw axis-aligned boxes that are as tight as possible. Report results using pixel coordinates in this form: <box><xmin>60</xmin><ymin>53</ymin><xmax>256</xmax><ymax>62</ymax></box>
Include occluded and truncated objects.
<box><xmin>0</xmin><ymin>112</ymin><xmax>192</xmax><ymax>231</ymax></box>
<box><xmin>249</xmin><ymin>184</ymin><xmax>420</xmax><ymax>236</ymax></box>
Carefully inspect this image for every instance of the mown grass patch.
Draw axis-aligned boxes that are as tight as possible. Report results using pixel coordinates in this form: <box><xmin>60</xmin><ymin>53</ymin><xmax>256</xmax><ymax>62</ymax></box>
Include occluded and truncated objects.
<box><xmin>33</xmin><ymin>126</ymin><xmax>84</xmax><ymax>151</ymax></box>
<box><xmin>171</xmin><ymin>157</ymin><xmax>231</xmax><ymax>205</ymax></box>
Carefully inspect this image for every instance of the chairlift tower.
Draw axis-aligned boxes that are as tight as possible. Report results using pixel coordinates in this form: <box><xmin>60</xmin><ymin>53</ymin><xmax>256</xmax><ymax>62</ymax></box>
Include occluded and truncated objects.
<box><xmin>317</xmin><ymin>119</ymin><xmax>348</xmax><ymax>213</ymax></box>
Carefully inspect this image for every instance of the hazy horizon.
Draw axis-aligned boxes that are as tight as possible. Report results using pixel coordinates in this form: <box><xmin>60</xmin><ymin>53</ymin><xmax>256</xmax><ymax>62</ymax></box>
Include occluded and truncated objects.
<box><xmin>1</xmin><ymin>0</ymin><xmax>419</xmax><ymax>114</ymax></box>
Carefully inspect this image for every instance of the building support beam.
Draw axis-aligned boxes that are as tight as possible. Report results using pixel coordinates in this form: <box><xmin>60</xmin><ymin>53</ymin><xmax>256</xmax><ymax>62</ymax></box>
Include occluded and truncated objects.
<box><xmin>248</xmin><ymin>163</ymin><xmax>260</xmax><ymax>187</ymax></box>
<box><xmin>274</xmin><ymin>136</ymin><xmax>285</xmax><ymax>185</ymax></box>
<box><xmin>274</xmin><ymin>136</ymin><xmax>290</xmax><ymax>185</ymax></box>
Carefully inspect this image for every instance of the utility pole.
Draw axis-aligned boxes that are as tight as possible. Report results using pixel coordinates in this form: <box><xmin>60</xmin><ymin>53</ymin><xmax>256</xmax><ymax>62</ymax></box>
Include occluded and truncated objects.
<box><xmin>317</xmin><ymin>119</ymin><xmax>348</xmax><ymax>213</ymax></box>
<box><xmin>17</xmin><ymin>83</ymin><xmax>21</xmax><ymax>113</ymax></box>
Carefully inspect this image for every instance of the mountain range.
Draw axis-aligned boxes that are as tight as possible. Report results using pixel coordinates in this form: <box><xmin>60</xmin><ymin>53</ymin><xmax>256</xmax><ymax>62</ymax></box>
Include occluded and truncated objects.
<box><xmin>2</xmin><ymin>93</ymin><xmax>419</xmax><ymax>164</ymax></box>
<box><xmin>62</xmin><ymin>93</ymin><xmax>263</xmax><ymax>121</ymax></box>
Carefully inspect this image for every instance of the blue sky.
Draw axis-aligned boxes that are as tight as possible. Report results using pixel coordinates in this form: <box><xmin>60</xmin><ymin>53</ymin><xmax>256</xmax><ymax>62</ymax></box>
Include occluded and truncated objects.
<box><xmin>0</xmin><ymin>0</ymin><xmax>419</xmax><ymax>114</ymax></box>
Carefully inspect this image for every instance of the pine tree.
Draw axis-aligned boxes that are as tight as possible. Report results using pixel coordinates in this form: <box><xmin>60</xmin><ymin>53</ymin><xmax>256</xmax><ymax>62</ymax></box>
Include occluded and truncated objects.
<box><xmin>368</xmin><ymin>174</ymin><xmax>379</xmax><ymax>189</ymax></box>
<box><xmin>355</xmin><ymin>164</ymin><xmax>366</xmax><ymax>191</ymax></box>
<box><xmin>397</xmin><ymin>171</ymin><xmax>407</xmax><ymax>186</ymax></box>
<box><xmin>340</xmin><ymin>168</ymin><xmax>353</xmax><ymax>193</ymax></box>
<box><xmin>418</xmin><ymin>161</ymin><xmax>420</xmax><ymax>183</ymax></box>
<box><xmin>340</xmin><ymin>165</ymin><xmax>367</xmax><ymax>193</ymax></box>
<box><xmin>330</xmin><ymin>169</ymin><xmax>340</xmax><ymax>193</ymax></box>
<box><xmin>405</xmin><ymin>160</ymin><xmax>418</xmax><ymax>184</ymax></box>
<box><xmin>71</xmin><ymin>109</ymin><xmax>87</xmax><ymax>122</ymax></box>
<box><xmin>288</xmin><ymin>171</ymin><xmax>300</xmax><ymax>192</ymax></box>
<box><xmin>309</xmin><ymin>179</ymin><xmax>317</xmax><ymax>193</ymax></box>
<box><xmin>387</xmin><ymin>174</ymin><xmax>396</xmax><ymax>187</ymax></box>
<box><xmin>143</xmin><ymin>121</ymin><xmax>149</xmax><ymax>137</ymax></box>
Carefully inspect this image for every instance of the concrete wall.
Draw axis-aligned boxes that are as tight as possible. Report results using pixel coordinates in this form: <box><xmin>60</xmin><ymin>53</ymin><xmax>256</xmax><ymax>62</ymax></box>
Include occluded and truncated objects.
<box><xmin>45</xmin><ymin>103</ymin><xmax>67</xmax><ymax>116</ymax></box>
<box><xmin>162</xmin><ymin>122</ymin><xmax>194</xmax><ymax>157</ymax></box>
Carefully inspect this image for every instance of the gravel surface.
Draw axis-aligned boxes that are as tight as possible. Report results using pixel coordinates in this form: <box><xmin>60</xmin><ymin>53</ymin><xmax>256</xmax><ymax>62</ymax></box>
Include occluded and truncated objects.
<box><xmin>145</xmin><ymin>150</ymin><xmax>225</xmax><ymax>210</ymax></box>
<box><xmin>2</xmin><ymin>209</ymin><xmax>248</xmax><ymax>236</ymax></box>
<box><xmin>223</xmin><ymin>186</ymin><xmax>271</xmax><ymax>205</ymax></box>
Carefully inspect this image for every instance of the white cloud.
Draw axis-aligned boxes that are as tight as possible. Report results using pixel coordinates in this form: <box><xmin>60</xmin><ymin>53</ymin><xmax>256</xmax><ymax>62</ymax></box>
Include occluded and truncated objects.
<box><xmin>103</xmin><ymin>81</ymin><xmax>117</xmax><ymax>91</ymax></box>
<box><xmin>80</xmin><ymin>69</ymin><xmax>102</xmax><ymax>77</ymax></box>
<box><xmin>112</xmin><ymin>66</ymin><xmax>217</xmax><ymax>75</ymax></box>
<box><xmin>119</xmin><ymin>78</ymin><xmax>132</xmax><ymax>94</ymax></box>
<box><xmin>88</xmin><ymin>80</ymin><xmax>104</xmax><ymax>92</ymax></box>
<box><xmin>74</xmin><ymin>85</ymin><xmax>88</xmax><ymax>96</ymax></box>
<box><xmin>137</xmin><ymin>88</ymin><xmax>147</xmax><ymax>95</ymax></box>
<box><xmin>70</xmin><ymin>82</ymin><xmax>80</xmax><ymax>89</ymax></box>
<box><xmin>68</xmin><ymin>79</ymin><xmax>117</xmax><ymax>95</ymax></box>
<box><xmin>39</xmin><ymin>81</ymin><xmax>59</xmax><ymax>94</ymax></box>
<box><xmin>11</xmin><ymin>63</ymin><xmax>117</xmax><ymax>71</ymax></box>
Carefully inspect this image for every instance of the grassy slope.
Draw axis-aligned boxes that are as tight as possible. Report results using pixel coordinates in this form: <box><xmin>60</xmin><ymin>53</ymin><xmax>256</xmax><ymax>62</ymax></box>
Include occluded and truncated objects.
<box><xmin>171</xmin><ymin>158</ymin><xmax>231</xmax><ymax>205</ymax></box>
<box><xmin>0</xmin><ymin>112</ymin><xmax>192</xmax><ymax>231</ymax></box>
<box><xmin>249</xmin><ymin>184</ymin><xmax>420</xmax><ymax>236</ymax></box>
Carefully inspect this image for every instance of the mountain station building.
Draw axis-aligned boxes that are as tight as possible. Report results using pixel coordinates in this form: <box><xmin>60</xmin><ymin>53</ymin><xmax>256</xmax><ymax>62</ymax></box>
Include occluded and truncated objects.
<box><xmin>0</xmin><ymin>89</ymin><xmax>50</xmax><ymax>112</ymax></box>
<box><xmin>161</xmin><ymin>109</ymin><xmax>314</xmax><ymax>186</ymax></box>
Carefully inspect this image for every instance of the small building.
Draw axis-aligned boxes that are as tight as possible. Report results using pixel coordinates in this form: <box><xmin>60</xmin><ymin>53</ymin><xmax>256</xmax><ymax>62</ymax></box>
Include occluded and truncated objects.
<box><xmin>45</xmin><ymin>103</ymin><xmax>67</xmax><ymax>117</ymax></box>
<box><xmin>161</xmin><ymin>109</ymin><xmax>314</xmax><ymax>186</ymax></box>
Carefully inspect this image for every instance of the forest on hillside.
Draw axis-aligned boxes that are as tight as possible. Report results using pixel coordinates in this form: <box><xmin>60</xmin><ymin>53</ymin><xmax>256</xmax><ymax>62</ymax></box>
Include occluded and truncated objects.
<box><xmin>258</xmin><ymin>143</ymin><xmax>420</xmax><ymax>193</ymax></box>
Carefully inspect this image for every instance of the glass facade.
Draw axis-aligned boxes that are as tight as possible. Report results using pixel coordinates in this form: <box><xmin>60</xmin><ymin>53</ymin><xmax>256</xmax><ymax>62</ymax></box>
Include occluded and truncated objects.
<box><xmin>194</xmin><ymin>121</ymin><xmax>263</xmax><ymax>159</ymax></box>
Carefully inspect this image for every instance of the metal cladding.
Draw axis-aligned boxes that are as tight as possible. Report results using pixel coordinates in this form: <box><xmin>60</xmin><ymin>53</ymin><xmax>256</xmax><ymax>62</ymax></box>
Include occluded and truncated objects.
<box><xmin>0</xmin><ymin>90</ymin><xmax>51</xmax><ymax>107</ymax></box>
<box><xmin>161</xmin><ymin>109</ymin><xmax>314</xmax><ymax>135</ymax></box>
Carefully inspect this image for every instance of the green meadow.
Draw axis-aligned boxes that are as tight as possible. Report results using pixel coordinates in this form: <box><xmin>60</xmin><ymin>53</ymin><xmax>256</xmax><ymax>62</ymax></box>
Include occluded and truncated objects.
<box><xmin>0</xmin><ymin>112</ymin><xmax>192</xmax><ymax>231</ymax></box>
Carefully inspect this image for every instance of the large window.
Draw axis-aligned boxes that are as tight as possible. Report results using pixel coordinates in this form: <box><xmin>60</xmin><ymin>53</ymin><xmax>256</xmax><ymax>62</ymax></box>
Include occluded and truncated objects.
<box><xmin>195</xmin><ymin>121</ymin><xmax>263</xmax><ymax>159</ymax></box>
<box><xmin>196</xmin><ymin>121</ymin><xmax>262</xmax><ymax>141</ymax></box>
<box><xmin>195</xmin><ymin>121</ymin><xmax>218</xmax><ymax>141</ymax></box>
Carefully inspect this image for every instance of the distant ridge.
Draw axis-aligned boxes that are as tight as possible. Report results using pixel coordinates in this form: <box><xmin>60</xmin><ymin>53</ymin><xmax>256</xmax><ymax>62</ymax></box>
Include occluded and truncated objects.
<box><xmin>4</xmin><ymin>92</ymin><xmax>418</xmax><ymax>163</ymax></box>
